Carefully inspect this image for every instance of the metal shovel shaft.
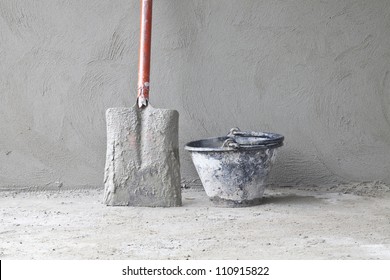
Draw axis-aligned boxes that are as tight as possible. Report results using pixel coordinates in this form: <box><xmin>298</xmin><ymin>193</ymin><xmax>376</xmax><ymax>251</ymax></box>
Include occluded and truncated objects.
<box><xmin>137</xmin><ymin>0</ymin><xmax>153</xmax><ymax>108</ymax></box>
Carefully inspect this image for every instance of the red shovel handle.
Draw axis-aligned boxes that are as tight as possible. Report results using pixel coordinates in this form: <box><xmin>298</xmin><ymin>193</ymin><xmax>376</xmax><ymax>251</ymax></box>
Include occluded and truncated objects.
<box><xmin>137</xmin><ymin>0</ymin><xmax>153</xmax><ymax>108</ymax></box>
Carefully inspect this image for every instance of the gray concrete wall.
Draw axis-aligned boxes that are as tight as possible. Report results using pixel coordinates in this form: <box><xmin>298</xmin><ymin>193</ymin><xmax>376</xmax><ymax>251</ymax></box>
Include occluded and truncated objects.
<box><xmin>1</xmin><ymin>0</ymin><xmax>390</xmax><ymax>189</ymax></box>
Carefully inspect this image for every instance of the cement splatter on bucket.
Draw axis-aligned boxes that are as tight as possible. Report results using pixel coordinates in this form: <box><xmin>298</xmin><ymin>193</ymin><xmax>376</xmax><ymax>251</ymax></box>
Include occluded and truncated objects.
<box><xmin>185</xmin><ymin>128</ymin><xmax>284</xmax><ymax>207</ymax></box>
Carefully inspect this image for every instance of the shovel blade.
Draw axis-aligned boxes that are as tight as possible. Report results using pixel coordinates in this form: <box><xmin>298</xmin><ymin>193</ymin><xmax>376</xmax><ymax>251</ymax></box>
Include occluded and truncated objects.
<box><xmin>104</xmin><ymin>104</ymin><xmax>182</xmax><ymax>207</ymax></box>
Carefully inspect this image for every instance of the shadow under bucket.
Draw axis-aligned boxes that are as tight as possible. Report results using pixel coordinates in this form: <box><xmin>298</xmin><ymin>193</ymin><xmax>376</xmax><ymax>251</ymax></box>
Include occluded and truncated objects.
<box><xmin>185</xmin><ymin>128</ymin><xmax>284</xmax><ymax>207</ymax></box>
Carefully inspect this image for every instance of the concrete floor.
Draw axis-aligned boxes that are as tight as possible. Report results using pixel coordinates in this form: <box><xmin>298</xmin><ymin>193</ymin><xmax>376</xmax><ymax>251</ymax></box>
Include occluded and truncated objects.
<box><xmin>0</xmin><ymin>182</ymin><xmax>389</xmax><ymax>260</ymax></box>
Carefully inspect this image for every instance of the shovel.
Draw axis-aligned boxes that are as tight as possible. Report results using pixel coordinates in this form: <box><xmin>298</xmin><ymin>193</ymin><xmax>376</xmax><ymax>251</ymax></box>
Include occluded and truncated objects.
<box><xmin>103</xmin><ymin>0</ymin><xmax>182</xmax><ymax>207</ymax></box>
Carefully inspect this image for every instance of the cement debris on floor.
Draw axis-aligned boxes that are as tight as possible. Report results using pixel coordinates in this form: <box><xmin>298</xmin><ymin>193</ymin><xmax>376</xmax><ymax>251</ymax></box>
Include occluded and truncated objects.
<box><xmin>0</xmin><ymin>183</ymin><xmax>389</xmax><ymax>260</ymax></box>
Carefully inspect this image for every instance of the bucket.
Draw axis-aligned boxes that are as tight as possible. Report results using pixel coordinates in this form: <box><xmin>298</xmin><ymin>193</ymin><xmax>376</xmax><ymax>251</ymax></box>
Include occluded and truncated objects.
<box><xmin>185</xmin><ymin>128</ymin><xmax>284</xmax><ymax>207</ymax></box>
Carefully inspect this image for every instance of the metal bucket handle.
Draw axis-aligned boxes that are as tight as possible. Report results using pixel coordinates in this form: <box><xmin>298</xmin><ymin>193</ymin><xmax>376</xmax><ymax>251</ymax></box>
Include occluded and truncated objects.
<box><xmin>222</xmin><ymin>127</ymin><xmax>284</xmax><ymax>149</ymax></box>
<box><xmin>222</xmin><ymin>138</ymin><xmax>240</xmax><ymax>149</ymax></box>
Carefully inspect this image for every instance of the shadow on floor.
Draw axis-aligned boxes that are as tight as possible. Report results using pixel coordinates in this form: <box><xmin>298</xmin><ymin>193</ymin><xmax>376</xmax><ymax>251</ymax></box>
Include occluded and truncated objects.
<box><xmin>262</xmin><ymin>194</ymin><xmax>321</xmax><ymax>205</ymax></box>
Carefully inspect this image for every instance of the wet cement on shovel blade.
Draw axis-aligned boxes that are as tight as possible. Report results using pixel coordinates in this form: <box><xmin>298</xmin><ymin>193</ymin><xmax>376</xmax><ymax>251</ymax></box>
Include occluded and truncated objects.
<box><xmin>104</xmin><ymin>105</ymin><xmax>181</xmax><ymax>207</ymax></box>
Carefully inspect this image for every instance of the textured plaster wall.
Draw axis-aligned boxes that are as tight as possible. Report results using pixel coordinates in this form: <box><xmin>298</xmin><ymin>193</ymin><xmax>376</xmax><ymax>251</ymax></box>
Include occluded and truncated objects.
<box><xmin>1</xmin><ymin>0</ymin><xmax>390</xmax><ymax>189</ymax></box>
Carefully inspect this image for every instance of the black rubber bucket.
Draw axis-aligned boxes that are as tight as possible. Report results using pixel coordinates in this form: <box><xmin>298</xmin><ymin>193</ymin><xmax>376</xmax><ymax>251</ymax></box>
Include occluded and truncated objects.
<box><xmin>185</xmin><ymin>128</ymin><xmax>284</xmax><ymax>207</ymax></box>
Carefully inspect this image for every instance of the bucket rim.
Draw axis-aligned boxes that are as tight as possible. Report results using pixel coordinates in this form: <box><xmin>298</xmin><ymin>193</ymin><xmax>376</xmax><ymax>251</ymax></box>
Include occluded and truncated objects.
<box><xmin>185</xmin><ymin>134</ymin><xmax>284</xmax><ymax>152</ymax></box>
